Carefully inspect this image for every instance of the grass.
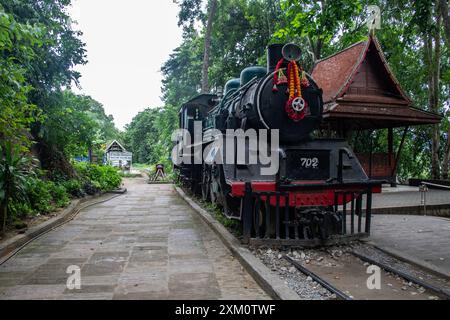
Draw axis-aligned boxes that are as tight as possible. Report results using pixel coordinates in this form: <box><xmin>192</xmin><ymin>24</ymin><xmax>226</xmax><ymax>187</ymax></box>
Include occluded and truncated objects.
<box><xmin>132</xmin><ymin>163</ymin><xmax>152</xmax><ymax>171</ymax></box>
<box><xmin>119</xmin><ymin>172</ymin><xmax>142</xmax><ymax>178</ymax></box>
<box><xmin>192</xmin><ymin>193</ymin><xmax>242</xmax><ymax>237</ymax></box>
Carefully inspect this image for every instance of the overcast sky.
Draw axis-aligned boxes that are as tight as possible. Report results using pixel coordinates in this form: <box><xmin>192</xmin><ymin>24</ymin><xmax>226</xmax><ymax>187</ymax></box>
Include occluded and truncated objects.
<box><xmin>69</xmin><ymin>0</ymin><xmax>183</xmax><ymax>130</ymax></box>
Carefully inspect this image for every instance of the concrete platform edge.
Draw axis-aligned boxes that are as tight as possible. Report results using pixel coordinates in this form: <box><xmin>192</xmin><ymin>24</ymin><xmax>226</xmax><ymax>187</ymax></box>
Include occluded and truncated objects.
<box><xmin>371</xmin><ymin>204</ymin><xmax>450</xmax><ymax>217</ymax></box>
<box><xmin>174</xmin><ymin>186</ymin><xmax>300</xmax><ymax>300</ymax></box>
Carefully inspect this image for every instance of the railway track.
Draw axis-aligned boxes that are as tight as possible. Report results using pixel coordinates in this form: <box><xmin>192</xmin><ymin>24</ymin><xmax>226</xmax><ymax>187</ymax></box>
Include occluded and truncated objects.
<box><xmin>264</xmin><ymin>244</ymin><xmax>450</xmax><ymax>300</ymax></box>
<box><xmin>284</xmin><ymin>255</ymin><xmax>352</xmax><ymax>300</ymax></box>
<box><xmin>350</xmin><ymin>250</ymin><xmax>450</xmax><ymax>298</ymax></box>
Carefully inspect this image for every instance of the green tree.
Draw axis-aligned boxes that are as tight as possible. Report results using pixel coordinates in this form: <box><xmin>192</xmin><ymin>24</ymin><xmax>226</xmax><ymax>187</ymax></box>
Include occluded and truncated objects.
<box><xmin>208</xmin><ymin>0</ymin><xmax>283</xmax><ymax>86</ymax></box>
<box><xmin>1</xmin><ymin>0</ymin><xmax>87</xmax><ymax>175</ymax></box>
<box><xmin>123</xmin><ymin>108</ymin><xmax>161</xmax><ymax>164</ymax></box>
<box><xmin>274</xmin><ymin>0</ymin><xmax>365</xmax><ymax>63</ymax></box>
<box><xmin>161</xmin><ymin>34</ymin><xmax>204</xmax><ymax>106</ymax></box>
<box><xmin>0</xmin><ymin>5</ymin><xmax>42</xmax><ymax>151</ymax></box>
<box><xmin>55</xmin><ymin>91</ymin><xmax>119</xmax><ymax>162</ymax></box>
<box><xmin>153</xmin><ymin>0</ymin><xmax>449</xmax><ymax>181</ymax></box>
<box><xmin>0</xmin><ymin>142</ymin><xmax>35</xmax><ymax>233</ymax></box>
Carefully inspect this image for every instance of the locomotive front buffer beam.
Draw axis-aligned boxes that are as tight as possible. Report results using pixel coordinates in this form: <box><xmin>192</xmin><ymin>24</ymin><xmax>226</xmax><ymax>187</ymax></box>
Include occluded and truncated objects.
<box><xmin>238</xmin><ymin>181</ymin><xmax>380</xmax><ymax>248</ymax></box>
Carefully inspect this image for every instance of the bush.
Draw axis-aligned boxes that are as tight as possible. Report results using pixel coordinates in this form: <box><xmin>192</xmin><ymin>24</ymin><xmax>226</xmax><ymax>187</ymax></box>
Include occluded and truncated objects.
<box><xmin>49</xmin><ymin>183</ymin><xmax>70</xmax><ymax>208</ymax></box>
<box><xmin>63</xmin><ymin>179</ymin><xmax>85</xmax><ymax>198</ymax></box>
<box><xmin>9</xmin><ymin>202</ymin><xmax>34</xmax><ymax>220</ymax></box>
<box><xmin>97</xmin><ymin>165</ymin><xmax>122</xmax><ymax>191</ymax></box>
<box><xmin>83</xmin><ymin>180</ymin><xmax>100</xmax><ymax>195</ymax></box>
<box><xmin>0</xmin><ymin>142</ymin><xmax>35</xmax><ymax>232</ymax></box>
<box><xmin>3</xmin><ymin>163</ymin><xmax>122</xmax><ymax>227</ymax></box>
<box><xmin>26</xmin><ymin>178</ymin><xmax>70</xmax><ymax>214</ymax></box>
<box><xmin>26</xmin><ymin>178</ymin><xmax>55</xmax><ymax>214</ymax></box>
<box><xmin>73</xmin><ymin>163</ymin><xmax>122</xmax><ymax>192</ymax></box>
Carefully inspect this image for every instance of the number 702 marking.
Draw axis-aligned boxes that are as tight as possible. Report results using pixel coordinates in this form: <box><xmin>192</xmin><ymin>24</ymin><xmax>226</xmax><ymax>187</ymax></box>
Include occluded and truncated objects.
<box><xmin>301</xmin><ymin>158</ymin><xmax>319</xmax><ymax>169</ymax></box>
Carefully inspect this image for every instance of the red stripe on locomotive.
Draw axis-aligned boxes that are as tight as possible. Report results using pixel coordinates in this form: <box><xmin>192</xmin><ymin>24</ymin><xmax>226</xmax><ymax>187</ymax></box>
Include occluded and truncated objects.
<box><xmin>231</xmin><ymin>182</ymin><xmax>381</xmax><ymax>207</ymax></box>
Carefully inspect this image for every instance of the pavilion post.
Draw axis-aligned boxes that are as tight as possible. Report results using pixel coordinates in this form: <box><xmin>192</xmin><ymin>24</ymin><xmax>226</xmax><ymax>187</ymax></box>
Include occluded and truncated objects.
<box><xmin>388</xmin><ymin>127</ymin><xmax>394</xmax><ymax>186</ymax></box>
<box><xmin>369</xmin><ymin>131</ymin><xmax>373</xmax><ymax>179</ymax></box>
<box><xmin>391</xmin><ymin>127</ymin><xmax>409</xmax><ymax>182</ymax></box>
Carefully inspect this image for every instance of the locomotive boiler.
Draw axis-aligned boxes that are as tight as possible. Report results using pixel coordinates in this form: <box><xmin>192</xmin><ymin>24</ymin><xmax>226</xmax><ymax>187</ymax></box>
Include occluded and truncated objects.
<box><xmin>175</xmin><ymin>43</ymin><xmax>382</xmax><ymax>246</ymax></box>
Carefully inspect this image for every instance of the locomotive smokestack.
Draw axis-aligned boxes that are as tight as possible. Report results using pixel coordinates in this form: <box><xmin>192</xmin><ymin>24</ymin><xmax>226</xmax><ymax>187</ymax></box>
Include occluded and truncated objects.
<box><xmin>282</xmin><ymin>43</ymin><xmax>302</xmax><ymax>62</ymax></box>
<box><xmin>267</xmin><ymin>44</ymin><xmax>284</xmax><ymax>74</ymax></box>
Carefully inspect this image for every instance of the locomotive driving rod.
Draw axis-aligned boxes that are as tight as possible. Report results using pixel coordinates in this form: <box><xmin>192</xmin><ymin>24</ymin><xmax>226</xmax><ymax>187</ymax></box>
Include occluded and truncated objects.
<box><xmin>284</xmin><ymin>255</ymin><xmax>352</xmax><ymax>300</ymax></box>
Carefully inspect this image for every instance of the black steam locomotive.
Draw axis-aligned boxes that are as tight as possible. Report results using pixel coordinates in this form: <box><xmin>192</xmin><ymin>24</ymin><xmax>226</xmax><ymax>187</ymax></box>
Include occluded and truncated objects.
<box><xmin>175</xmin><ymin>44</ymin><xmax>381</xmax><ymax>246</ymax></box>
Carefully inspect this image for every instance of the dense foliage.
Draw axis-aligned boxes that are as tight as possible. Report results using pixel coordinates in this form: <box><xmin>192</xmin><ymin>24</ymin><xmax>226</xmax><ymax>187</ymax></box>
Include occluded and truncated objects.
<box><xmin>0</xmin><ymin>1</ymin><xmax>121</xmax><ymax>232</ymax></box>
<box><xmin>73</xmin><ymin>162</ymin><xmax>122</xmax><ymax>194</ymax></box>
<box><xmin>125</xmin><ymin>0</ymin><xmax>448</xmax><ymax>182</ymax></box>
<box><xmin>1</xmin><ymin>149</ymin><xmax>122</xmax><ymax>231</ymax></box>
<box><xmin>123</xmin><ymin>106</ymin><xmax>178</xmax><ymax>171</ymax></box>
<box><xmin>0</xmin><ymin>127</ymin><xmax>122</xmax><ymax>230</ymax></box>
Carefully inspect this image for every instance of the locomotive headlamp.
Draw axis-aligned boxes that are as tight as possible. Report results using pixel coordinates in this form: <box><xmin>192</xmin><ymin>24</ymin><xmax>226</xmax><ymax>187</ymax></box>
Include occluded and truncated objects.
<box><xmin>282</xmin><ymin>43</ymin><xmax>302</xmax><ymax>62</ymax></box>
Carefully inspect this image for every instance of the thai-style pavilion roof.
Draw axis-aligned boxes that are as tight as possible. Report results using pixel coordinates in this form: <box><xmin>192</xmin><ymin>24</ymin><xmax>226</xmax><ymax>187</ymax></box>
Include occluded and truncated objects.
<box><xmin>311</xmin><ymin>35</ymin><xmax>442</xmax><ymax>130</ymax></box>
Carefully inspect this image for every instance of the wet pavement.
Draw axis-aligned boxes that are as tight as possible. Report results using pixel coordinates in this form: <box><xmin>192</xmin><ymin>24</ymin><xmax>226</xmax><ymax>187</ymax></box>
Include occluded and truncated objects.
<box><xmin>0</xmin><ymin>178</ymin><xmax>269</xmax><ymax>300</ymax></box>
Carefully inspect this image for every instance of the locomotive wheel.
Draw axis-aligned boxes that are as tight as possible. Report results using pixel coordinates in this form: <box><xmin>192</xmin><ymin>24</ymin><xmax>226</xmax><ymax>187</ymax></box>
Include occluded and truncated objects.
<box><xmin>209</xmin><ymin>165</ymin><xmax>240</xmax><ymax>218</ymax></box>
<box><xmin>253</xmin><ymin>200</ymin><xmax>276</xmax><ymax>238</ymax></box>
<box><xmin>210</xmin><ymin>165</ymin><xmax>222</xmax><ymax>205</ymax></box>
<box><xmin>223</xmin><ymin>192</ymin><xmax>240</xmax><ymax>218</ymax></box>
<box><xmin>201</xmin><ymin>165</ymin><xmax>211</xmax><ymax>201</ymax></box>
<box><xmin>253</xmin><ymin>203</ymin><xmax>263</xmax><ymax>236</ymax></box>
<box><xmin>210</xmin><ymin>184</ymin><xmax>217</xmax><ymax>203</ymax></box>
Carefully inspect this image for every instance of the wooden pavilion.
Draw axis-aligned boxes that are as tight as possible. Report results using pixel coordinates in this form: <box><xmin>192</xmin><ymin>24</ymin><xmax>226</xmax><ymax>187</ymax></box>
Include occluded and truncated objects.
<box><xmin>311</xmin><ymin>35</ymin><xmax>442</xmax><ymax>185</ymax></box>
<box><xmin>105</xmin><ymin>140</ymin><xmax>133</xmax><ymax>169</ymax></box>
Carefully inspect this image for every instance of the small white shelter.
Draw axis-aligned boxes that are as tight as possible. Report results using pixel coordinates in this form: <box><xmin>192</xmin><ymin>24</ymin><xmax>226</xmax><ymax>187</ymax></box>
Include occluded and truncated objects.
<box><xmin>105</xmin><ymin>140</ymin><xmax>132</xmax><ymax>169</ymax></box>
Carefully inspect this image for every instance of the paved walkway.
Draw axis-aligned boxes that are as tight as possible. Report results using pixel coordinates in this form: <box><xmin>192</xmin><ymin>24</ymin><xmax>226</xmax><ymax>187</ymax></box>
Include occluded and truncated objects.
<box><xmin>370</xmin><ymin>215</ymin><xmax>450</xmax><ymax>278</ymax></box>
<box><xmin>0</xmin><ymin>179</ymin><xmax>269</xmax><ymax>300</ymax></box>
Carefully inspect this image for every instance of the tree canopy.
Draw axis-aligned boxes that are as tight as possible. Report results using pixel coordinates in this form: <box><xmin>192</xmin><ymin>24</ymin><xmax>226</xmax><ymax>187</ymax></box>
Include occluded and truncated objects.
<box><xmin>125</xmin><ymin>0</ymin><xmax>448</xmax><ymax>181</ymax></box>
<box><xmin>0</xmin><ymin>1</ymin><xmax>123</xmax><ymax>232</ymax></box>
<box><xmin>0</xmin><ymin>0</ymin><xmax>120</xmax><ymax>175</ymax></box>
<box><xmin>1</xmin><ymin>0</ymin><xmax>449</xmax><ymax>182</ymax></box>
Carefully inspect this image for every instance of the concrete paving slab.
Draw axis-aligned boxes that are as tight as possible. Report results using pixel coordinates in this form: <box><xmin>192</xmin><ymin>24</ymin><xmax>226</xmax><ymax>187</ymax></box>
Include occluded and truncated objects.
<box><xmin>370</xmin><ymin>215</ymin><xmax>450</xmax><ymax>278</ymax></box>
<box><xmin>0</xmin><ymin>178</ymin><xmax>269</xmax><ymax>300</ymax></box>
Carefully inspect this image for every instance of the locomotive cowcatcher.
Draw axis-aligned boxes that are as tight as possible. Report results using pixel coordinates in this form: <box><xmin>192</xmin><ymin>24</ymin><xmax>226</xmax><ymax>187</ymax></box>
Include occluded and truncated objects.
<box><xmin>175</xmin><ymin>43</ymin><xmax>382</xmax><ymax>247</ymax></box>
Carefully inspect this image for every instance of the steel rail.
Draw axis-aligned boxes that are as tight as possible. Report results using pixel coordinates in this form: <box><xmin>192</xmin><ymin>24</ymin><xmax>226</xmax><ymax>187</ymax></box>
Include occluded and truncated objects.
<box><xmin>284</xmin><ymin>255</ymin><xmax>353</xmax><ymax>300</ymax></box>
<box><xmin>351</xmin><ymin>251</ymin><xmax>450</xmax><ymax>299</ymax></box>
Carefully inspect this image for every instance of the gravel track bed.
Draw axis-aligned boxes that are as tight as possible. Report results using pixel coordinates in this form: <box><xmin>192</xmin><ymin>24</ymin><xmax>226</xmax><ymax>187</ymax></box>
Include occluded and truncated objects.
<box><xmin>251</xmin><ymin>246</ymin><xmax>340</xmax><ymax>300</ymax></box>
<box><xmin>251</xmin><ymin>242</ymin><xmax>447</xmax><ymax>300</ymax></box>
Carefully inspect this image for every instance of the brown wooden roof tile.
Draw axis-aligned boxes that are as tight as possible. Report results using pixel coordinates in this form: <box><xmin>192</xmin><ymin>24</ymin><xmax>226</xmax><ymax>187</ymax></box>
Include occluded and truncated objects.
<box><xmin>311</xmin><ymin>41</ymin><xmax>368</xmax><ymax>103</ymax></box>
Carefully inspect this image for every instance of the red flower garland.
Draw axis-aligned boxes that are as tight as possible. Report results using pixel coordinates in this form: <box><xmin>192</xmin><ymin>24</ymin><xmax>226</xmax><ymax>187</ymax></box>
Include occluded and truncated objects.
<box><xmin>273</xmin><ymin>58</ymin><xmax>310</xmax><ymax>122</ymax></box>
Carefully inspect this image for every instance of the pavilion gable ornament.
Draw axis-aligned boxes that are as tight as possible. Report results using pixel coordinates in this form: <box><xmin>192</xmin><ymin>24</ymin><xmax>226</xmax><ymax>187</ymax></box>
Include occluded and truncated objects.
<box><xmin>367</xmin><ymin>5</ymin><xmax>381</xmax><ymax>34</ymax></box>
